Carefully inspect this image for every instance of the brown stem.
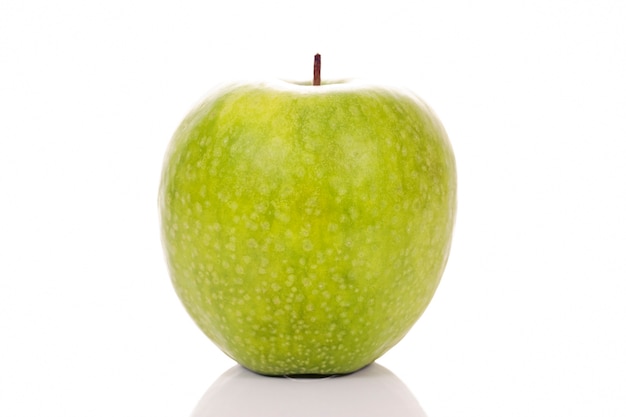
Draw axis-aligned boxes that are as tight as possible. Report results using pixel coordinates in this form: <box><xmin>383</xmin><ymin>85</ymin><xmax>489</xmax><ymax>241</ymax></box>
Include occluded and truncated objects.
<box><xmin>313</xmin><ymin>54</ymin><xmax>321</xmax><ymax>86</ymax></box>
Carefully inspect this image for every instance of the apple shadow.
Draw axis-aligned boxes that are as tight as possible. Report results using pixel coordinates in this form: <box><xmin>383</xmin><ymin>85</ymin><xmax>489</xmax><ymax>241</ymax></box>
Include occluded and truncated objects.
<box><xmin>190</xmin><ymin>362</ymin><xmax>427</xmax><ymax>417</ymax></box>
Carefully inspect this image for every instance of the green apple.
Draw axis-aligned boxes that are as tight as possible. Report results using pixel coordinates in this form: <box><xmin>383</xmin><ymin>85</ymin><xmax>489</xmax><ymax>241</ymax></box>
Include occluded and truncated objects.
<box><xmin>159</xmin><ymin>62</ymin><xmax>456</xmax><ymax>376</ymax></box>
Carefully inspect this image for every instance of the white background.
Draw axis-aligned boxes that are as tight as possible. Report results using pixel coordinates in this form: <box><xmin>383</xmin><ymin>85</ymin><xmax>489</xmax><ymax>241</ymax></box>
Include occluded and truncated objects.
<box><xmin>1</xmin><ymin>0</ymin><xmax>625</xmax><ymax>416</ymax></box>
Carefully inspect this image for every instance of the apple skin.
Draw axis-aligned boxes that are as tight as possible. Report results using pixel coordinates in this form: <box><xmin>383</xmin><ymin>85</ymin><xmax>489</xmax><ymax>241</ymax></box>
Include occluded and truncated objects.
<box><xmin>159</xmin><ymin>79</ymin><xmax>456</xmax><ymax>376</ymax></box>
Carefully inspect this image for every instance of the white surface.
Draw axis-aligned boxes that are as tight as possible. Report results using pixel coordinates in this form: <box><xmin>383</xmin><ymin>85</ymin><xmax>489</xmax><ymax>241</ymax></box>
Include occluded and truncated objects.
<box><xmin>1</xmin><ymin>1</ymin><xmax>625</xmax><ymax>416</ymax></box>
<box><xmin>191</xmin><ymin>363</ymin><xmax>426</xmax><ymax>417</ymax></box>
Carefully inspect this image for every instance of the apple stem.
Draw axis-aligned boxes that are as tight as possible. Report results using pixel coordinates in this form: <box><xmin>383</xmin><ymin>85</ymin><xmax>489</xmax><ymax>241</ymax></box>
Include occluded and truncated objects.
<box><xmin>313</xmin><ymin>54</ymin><xmax>321</xmax><ymax>86</ymax></box>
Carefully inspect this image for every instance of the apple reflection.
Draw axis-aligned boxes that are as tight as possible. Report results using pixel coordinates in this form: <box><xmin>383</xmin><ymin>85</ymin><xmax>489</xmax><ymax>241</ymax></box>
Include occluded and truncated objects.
<box><xmin>191</xmin><ymin>363</ymin><xmax>427</xmax><ymax>417</ymax></box>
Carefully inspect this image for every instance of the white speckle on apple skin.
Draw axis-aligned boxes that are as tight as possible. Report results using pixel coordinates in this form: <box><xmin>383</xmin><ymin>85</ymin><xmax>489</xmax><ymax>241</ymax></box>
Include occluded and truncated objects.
<box><xmin>159</xmin><ymin>81</ymin><xmax>456</xmax><ymax>376</ymax></box>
